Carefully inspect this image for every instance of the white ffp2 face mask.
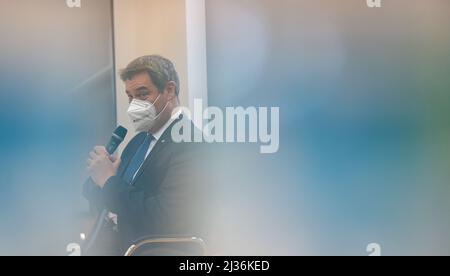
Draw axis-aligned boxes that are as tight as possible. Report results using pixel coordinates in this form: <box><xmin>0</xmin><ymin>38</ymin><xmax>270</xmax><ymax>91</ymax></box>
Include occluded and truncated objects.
<box><xmin>127</xmin><ymin>95</ymin><xmax>166</xmax><ymax>132</ymax></box>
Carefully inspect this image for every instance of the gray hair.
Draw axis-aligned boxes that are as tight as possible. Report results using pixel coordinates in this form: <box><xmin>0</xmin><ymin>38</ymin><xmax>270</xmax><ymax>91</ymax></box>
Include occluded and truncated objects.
<box><xmin>120</xmin><ymin>55</ymin><xmax>180</xmax><ymax>96</ymax></box>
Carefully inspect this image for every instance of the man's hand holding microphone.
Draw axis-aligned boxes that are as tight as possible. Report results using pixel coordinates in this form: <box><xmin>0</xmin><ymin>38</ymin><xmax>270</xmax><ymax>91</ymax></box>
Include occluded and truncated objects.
<box><xmin>85</xmin><ymin>126</ymin><xmax>127</xmax><ymax>188</ymax></box>
<box><xmin>87</xmin><ymin>146</ymin><xmax>121</xmax><ymax>188</ymax></box>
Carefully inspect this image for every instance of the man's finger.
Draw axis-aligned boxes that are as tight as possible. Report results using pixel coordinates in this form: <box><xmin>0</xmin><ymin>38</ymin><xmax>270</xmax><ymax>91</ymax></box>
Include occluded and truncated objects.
<box><xmin>113</xmin><ymin>158</ymin><xmax>121</xmax><ymax>170</ymax></box>
<box><xmin>109</xmin><ymin>154</ymin><xmax>118</xmax><ymax>162</ymax></box>
<box><xmin>89</xmin><ymin>151</ymin><xmax>97</xmax><ymax>159</ymax></box>
<box><xmin>94</xmin><ymin>146</ymin><xmax>108</xmax><ymax>156</ymax></box>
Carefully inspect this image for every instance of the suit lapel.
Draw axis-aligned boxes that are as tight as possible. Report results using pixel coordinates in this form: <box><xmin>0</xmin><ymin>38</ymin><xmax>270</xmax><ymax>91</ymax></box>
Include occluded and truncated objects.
<box><xmin>130</xmin><ymin>115</ymin><xmax>183</xmax><ymax>186</ymax></box>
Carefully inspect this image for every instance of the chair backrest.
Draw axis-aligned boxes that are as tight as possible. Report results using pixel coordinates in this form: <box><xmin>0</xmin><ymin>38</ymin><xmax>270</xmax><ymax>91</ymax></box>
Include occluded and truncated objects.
<box><xmin>124</xmin><ymin>237</ymin><xmax>207</xmax><ymax>256</ymax></box>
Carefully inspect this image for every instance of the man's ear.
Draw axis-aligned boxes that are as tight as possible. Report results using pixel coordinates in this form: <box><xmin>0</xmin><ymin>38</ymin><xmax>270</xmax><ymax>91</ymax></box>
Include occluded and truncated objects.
<box><xmin>165</xmin><ymin>81</ymin><xmax>177</xmax><ymax>101</ymax></box>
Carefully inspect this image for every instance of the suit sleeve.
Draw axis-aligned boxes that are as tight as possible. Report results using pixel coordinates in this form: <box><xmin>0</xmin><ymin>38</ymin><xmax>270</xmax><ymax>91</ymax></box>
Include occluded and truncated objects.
<box><xmin>101</xmin><ymin>145</ymin><xmax>203</xmax><ymax>232</ymax></box>
<box><xmin>82</xmin><ymin>133</ymin><xmax>144</xmax><ymax>212</ymax></box>
<box><xmin>83</xmin><ymin>178</ymin><xmax>105</xmax><ymax>211</ymax></box>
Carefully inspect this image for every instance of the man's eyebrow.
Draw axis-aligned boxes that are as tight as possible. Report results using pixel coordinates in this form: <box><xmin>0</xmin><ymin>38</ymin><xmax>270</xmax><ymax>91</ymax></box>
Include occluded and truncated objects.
<box><xmin>136</xmin><ymin>86</ymin><xmax>149</xmax><ymax>91</ymax></box>
<box><xmin>126</xmin><ymin>86</ymin><xmax>149</xmax><ymax>94</ymax></box>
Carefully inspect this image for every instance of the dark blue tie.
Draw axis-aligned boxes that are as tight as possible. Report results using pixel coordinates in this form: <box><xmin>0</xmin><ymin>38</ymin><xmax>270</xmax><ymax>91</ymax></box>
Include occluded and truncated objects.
<box><xmin>122</xmin><ymin>134</ymin><xmax>154</xmax><ymax>184</ymax></box>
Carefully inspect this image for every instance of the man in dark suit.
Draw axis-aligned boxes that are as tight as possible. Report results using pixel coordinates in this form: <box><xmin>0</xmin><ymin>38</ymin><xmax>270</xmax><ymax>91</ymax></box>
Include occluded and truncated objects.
<box><xmin>83</xmin><ymin>55</ymin><xmax>207</xmax><ymax>255</ymax></box>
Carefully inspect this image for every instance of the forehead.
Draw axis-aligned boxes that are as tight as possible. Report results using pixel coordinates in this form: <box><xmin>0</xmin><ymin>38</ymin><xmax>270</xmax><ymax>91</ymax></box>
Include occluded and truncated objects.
<box><xmin>125</xmin><ymin>71</ymin><xmax>155</xmax><ymax>91</ymax></box>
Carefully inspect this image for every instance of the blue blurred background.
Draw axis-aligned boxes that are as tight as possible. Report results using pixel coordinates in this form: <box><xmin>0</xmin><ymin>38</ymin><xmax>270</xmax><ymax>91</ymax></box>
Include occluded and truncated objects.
<box><xmin>0</xmin><ymin>0</ymin><xmax>115</xmax><ymax>255</ymax></box>
<box><xmin>205</xmin><ymin>0</ymin><xmax>450</xmax><ymax>255</ymax></box>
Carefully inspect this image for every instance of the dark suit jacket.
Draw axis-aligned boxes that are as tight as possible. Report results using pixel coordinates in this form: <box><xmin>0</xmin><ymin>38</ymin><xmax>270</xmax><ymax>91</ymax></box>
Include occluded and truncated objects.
<box><xmin>83</xmin><ymin>115</ymin><xmax>209</xmax><ymax>254</ymax></box>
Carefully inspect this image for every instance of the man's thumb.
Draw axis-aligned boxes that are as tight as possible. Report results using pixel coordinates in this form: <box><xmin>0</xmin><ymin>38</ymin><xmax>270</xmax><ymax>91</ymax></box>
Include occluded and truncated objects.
<box><xmin>113</xmin><ymin>158</ymin><xmax>121</xmax><ymax>169</ymax></box>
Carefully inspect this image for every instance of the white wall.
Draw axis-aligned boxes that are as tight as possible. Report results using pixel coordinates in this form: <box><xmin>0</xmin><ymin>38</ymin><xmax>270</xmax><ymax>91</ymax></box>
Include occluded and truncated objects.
<box><xmin>113</xmin><ymin>0</ymin><xmax>207</xmax><ymax>147</ymax></box>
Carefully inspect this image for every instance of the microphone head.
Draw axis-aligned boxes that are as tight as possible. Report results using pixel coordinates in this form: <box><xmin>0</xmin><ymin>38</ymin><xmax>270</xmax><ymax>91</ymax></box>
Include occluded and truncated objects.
<box><xmin>113</xmin><ymin>126</ymin><xmax>128</xmax><ymax>141</ymax></box>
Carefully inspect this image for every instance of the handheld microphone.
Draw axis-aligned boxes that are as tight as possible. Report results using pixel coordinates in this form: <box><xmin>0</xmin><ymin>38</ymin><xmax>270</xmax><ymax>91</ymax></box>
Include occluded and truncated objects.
<box><xmin>105</xmin><ymin>126</ymin><xmax>128</xmax><ymax>154</ymax></box>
